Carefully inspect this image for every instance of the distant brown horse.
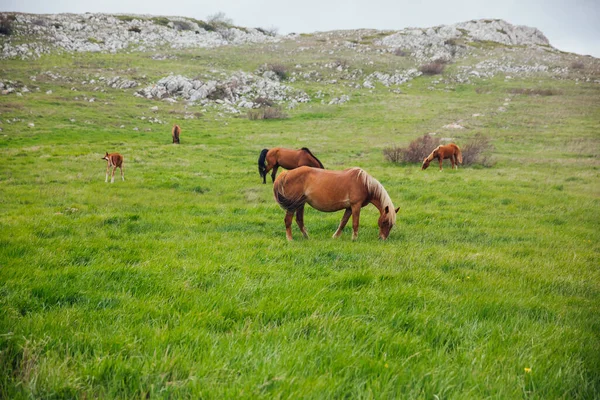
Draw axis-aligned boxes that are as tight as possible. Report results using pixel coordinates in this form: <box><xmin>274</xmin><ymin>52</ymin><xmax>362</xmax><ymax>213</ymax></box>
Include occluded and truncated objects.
<box><xmin>102</xmin><ymin>152</ymin><xmax>124</xmax><ymax>183</ymax></box>
<box><xmin>422</xmin><ymin>143</ymin><xmax>463</xmax><ymax>171</ymax></box>
<box><xmin>258</xmin><ymin>147</ymin><xmax>324</xmax><ymax>184</ymax></box>
<box><xmin>273</xmin><ymin>166</ymin><xmax>399</xmax><ymax>240</ymax></box>
<box><xmin>172</xmin><ymin>124</ymin><xmax>181</xmax><ymax>144</ymax></box>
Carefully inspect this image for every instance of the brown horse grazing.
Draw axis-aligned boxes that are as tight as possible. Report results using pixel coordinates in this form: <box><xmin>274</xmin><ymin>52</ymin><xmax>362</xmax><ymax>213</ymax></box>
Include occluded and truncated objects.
<box><xmin>103</xmin><ymin>152</ymin><xmax>124</xmax><ymax>183</ymax></box>
<box><xmin>422</xmin><ymin>143</ymin><xmax>463</xmax><ymax>171</ymax></box>
<box><xmin>273</xmin><ymin>166</ymin><xmax>399</xmax><ymax>241</ymax></box>
<box><xmin>258</xmin><ymin>147</ymin><xmax>324</xmax><ymax>184</ymax></box>
<box><xmin>172</xmin><ymin>124</ymin><xmax>181</xmax><ymax>144</ymax></box>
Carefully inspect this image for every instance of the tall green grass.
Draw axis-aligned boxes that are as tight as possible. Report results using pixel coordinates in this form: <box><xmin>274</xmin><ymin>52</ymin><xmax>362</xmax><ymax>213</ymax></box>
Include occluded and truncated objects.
<box><xmin>0</xmin><ymin>39</ymin><xmax>599</xmax><ymax>398</ymax></box>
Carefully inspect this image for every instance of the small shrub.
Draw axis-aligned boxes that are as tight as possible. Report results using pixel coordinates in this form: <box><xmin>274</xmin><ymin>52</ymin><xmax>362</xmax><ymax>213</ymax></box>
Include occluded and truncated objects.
<box><xmin>52</xmin><ymin>22</ymin><xmax>62</xmax><ymax>29</ymax></box>
<box><xmin>0</xmin><ymin>14</ymin><xmax>16</xmax><ymax>36</ymax></box>
<box><xmin>383</xmin><ymin>134</ymin><xmax>440</xmax><ymax>164</ymax></box>
<box><xmin>217</xmin><ymin>27</ymin><xmax>235</xmax><ymax>41</ymax></box>
<box><xmin>461</xmin><ymin>134</ymin><xmax>495</xmax><ymax>167</ymax></box>
<box><xmin>263</xmin><ymin>106</ymin><xmax>287</xmax><ymax>119</ymax></box>
<box><xmin>207</xmin><ymin>12</ymin><xmax>233</xmax><ymax>27</ymax></box>
<box><xmin>253</xmin><ymin>97</ymin><xmax>274</xmax><ymax>107</ymax></box>
<box><xmin>207</xmin><ymin>85</ymin><xmax>230</xmax><ymax>101</ymax></box>
<box><xmin>32</xmin><ymin>19</ymin><xmax>46</xmax><ymax>27</ymax></box>
<box><xmin>187</xmin><ymin>18</ymin><xmax>214</xmax><ymax>32</ymax></box>
<box><xmin>267</xmin><ymin>64</ymin><xmax>288</xmax><ymax>80</ymax></box>
<box><xmin>570</xmin><ymin>61</ymin><xmax>584</xmax><ymax>70</ymax></box>
<box><xmin>394</xmin><ymin>48</ymin><xmax>408</xmax><ymax>56</ymax></box>
<box><xmin>382</xmin><ymin>145</ymin><xmax>404</xmax><ymax>163</ymax></box>
<box><xmin>247</xmin><ymin>106</ymin><xmax>287</xmax><ymax>120</ymax></box>
<box><xmin>257</xmin><ymin>26</ymin><xmax>278</xmax><ymax>36</ymax></box>
<box><xmin>444</xmin><ymin>38</ymin><xmax>458</xmax><ymax>46</ymax></box>
<box><xmin>128</xmin><ymin>26</ymin><xmax>141</xmax><ymax>33</ymax></box>
<box><xmin>247</xmin><ymin>109</ymin><xmax>263</xmax><ymax>120</ymax></box>
<box><xmin>419</xmin><ymin>61</ymin><xmax>445</xmax><ymax>75</ymax></box>
<box><xmin>172</xmin><ymin>20</ymin><xmax>193</xmax><ymax>31</ymax></box>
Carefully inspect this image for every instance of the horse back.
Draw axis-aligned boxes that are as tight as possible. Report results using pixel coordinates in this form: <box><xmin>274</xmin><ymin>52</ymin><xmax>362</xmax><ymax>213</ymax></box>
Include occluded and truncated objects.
<box><xmin>278</xmin><ymin>167</ymin><xmax>369</xmax><ymax>212</ymax></box>
<box><xmin>439</xmin><ymin>143</ymin><xmax>459</xmax><ymax>158</ymax></box>
<box><xmin>109</xmin><ymin>153</ymin><xmax>123</xmax><ymax>167</ymax></box>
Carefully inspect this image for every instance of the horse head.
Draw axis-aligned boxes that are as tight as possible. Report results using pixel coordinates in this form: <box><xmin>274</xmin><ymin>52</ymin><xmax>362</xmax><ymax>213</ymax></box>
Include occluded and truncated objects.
<box><xmin>421</xmin><ymin>157</ymin><xmax>431</xmax><ymax>170</ymax></box>
<box><xmin>378</xmin><ymin>206</ymin><xmax>400</xmax><ymax>240</ymax></box>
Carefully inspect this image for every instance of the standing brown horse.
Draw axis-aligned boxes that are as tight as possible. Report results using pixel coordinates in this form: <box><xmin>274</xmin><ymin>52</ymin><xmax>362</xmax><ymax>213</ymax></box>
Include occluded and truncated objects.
<box><xmin>172</xmin><ymin>124</ymin><xmax>181</xmax><ymax>144</ymax></box>
<box><xmin>258</xmin><ymin>147</ymin><xmax>324</xmax><ymax>184</ymax></box>
<box><xmin>422</xmin><ymin>143</ymin><xmax>463</xmax><ymax>171</ymax></box>
<box><xmin>102</xmin><ymin>152</ymin><xmax>124</xmax><ymax>183</ymax></box>
<box><xmin>273</xmin><ymin>166</ymin><xmax>399</xmax><ymax>240</ymax></box>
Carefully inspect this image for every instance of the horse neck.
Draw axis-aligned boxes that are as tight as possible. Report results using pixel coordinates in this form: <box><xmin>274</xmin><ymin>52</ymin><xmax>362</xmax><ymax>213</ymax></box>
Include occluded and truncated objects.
<box><xmin>427</xmin><ymin>146</ymin><xmax>440</xmax><ymax>161</ymax></box>
<box><xmin>359</xmin><ymin>170</ymin><xmax>396</xmax><ymax>224</ymax></box>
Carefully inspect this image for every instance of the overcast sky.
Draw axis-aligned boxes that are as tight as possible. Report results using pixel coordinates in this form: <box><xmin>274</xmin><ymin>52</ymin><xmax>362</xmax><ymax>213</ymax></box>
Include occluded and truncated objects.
<box><xmin>2</xmin><ymin>0</ymin><xmax>599</xmax><ymax>57</ymax></box>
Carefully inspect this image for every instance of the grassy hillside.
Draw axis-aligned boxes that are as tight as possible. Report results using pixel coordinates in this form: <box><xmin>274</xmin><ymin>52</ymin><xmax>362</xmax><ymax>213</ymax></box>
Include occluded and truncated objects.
<box><xmin>1</xmin><ymin>27</ymin><xmax>599</xmax><ymax>398</ymax></box>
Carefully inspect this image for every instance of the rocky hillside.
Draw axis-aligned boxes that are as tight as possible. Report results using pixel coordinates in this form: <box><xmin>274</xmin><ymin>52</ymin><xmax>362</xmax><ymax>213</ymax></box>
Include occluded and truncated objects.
<box><xmin>0</xmin><ymin>12</ymin><xmax>597</xmax><ymax>117</ymax></box>
<box><xmin>0</xmin><ymin>12</ymin><xmax>279</xmax><ymax>59</ymax></box>
<box><xmin>0</xmin><ymin>13</ymin><xmax>556</xmax><ymax>61</ymax></box>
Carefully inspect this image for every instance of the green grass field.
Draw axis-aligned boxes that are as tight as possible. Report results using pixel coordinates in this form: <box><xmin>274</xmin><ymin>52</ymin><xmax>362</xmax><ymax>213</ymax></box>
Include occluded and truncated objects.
<box><xmin>1</xmin><ymin>37</ymin><xmax>599</xmax><ymax>398</ymax></box>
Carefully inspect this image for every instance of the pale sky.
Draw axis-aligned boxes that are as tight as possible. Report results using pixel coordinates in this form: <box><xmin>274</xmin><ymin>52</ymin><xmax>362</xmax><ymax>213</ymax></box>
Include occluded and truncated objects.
<box><xmin>2</xmin><ymin>0</ymin><xmax>599</xmax><ymax>58</ymax></box>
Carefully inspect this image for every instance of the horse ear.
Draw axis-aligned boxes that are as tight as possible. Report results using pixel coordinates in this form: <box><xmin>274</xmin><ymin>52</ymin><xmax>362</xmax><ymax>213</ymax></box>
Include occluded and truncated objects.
<box><xmin>394</xmin><ymin>207</ymin><xmax>400</xmax><ymax>214</ymax></box>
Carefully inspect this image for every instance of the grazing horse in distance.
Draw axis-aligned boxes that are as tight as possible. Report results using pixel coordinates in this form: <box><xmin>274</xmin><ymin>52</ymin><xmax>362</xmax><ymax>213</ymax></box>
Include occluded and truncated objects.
<box><xmin>273</xmin><ymin>166</ymin><xmax>399</xmax><ymax>241</ymax></box>
<box><xmin>422</xmin><ymin>143</ymin><xmax>463</xmax><ymax>171</ymax></box>
<box><xmin>172</xmin><ymin>124</ymin><xmax>181</xmax><ymax>144</ymax></box>
<box><xmin>103</xmin><ymin>152</ymin><xmax>124</xmax><ymax>183</ymax></box>
<box><xmin>258</xmin><ymin>147</ymin><xmax>324</xmax><ymax>184</ymax></box>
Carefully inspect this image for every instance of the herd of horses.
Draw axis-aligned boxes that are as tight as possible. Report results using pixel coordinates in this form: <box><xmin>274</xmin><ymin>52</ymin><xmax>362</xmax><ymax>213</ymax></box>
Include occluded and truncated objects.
<box><xmin>103</xmin><ymin>124</ymin><xmax>463</xmax><ymax>241</ymax></box>
<box><xmin>261</xmin><ymin>143</ymin><xmax>462</xmax><ymax>241</ymax></box>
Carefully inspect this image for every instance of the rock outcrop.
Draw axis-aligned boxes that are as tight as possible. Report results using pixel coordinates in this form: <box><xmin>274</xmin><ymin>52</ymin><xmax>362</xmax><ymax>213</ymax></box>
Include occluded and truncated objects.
<box><xmin>0</xmin><ymin>12</ymin><xmax>278</xmax><ymax>59</ymax></box>
<box><xmin>135</xmin><ymin>72</ymin><xmax>310</xmax><ymax>111</ymax></box>
<box><xmin>378</xmin><ymin>19</ymin><xmax>551</xmax><ymax>61</ymax></box>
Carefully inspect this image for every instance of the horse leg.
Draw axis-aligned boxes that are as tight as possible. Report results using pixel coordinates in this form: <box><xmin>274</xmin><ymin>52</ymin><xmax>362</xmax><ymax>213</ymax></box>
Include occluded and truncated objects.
<box><xmin>111</xmin><ymin>166</ymin><xmax>116</xmax><ymax>183</ymax></box>
<box><xmin>120</xmin><ymin>165</ymin><xmax>124</xmax><ymax>181</ymax></box>
<box><xmin>262</xmin><ymin>163</ymin><xmax>275</xmax><ymax>184</ymax></box>
<box><xmin>284</xmin><ymin>211</ymin><xmax>294</xmax><ymax>241</ymax></box>
<box><xmin>351</xmin><ymin>205</ymin><xmax>361</xmax><ymax>241</ymax></box>
<box><xmin>438</xmin><ymin>157</ymin><xmax>443</xmax><ymax>171</ymax></box>
<box><xmin>271</xmin><ymin>165</ymin><xmax>279</xmax><ymax>183</ymax></box>
<box><xmin>295</xmin><ymin>205</ymin><xmax>309</xmax><ymax>239</ymax></box>
<box><xmin>333</xmin><ymin>208</ymin><xmax>352</xmax><ymax>238</ymax></box>
<box><xmin>105</xmin><ymin>163</ymin><xmax>109</xmax><ymax>183</ymax></box>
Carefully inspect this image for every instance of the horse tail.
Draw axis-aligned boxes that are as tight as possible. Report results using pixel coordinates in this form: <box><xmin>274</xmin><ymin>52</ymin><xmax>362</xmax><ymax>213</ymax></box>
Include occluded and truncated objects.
<box><xmin>273</xmin><ymin>172</ymin><xmax>306</xmax><ymax>211</ymax></box>
<box><xmin>301</xmin><ymin>147</ymin><xmax>324</xmax><ymax>169</ymax></box>
<box><xmin>456</xmin><ymin>145</ymin><xmax>463</xmax><ymax>164</ymax></box>
<box><xmin>258</xmin><ymin>148</ymin><xmax>269</xmax><ymax>180</ymax></box>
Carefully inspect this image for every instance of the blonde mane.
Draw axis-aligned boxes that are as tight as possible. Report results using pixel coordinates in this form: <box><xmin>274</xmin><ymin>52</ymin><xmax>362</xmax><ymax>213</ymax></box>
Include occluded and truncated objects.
<box><xmin>353</xmin><ymin>168</ymin><xmax>396</xmax><ymax>225</ymax></box>
<box><xmin>426</xmin><ymin>145</ymin><xmax>441</xmax><ymax>161</ymax></box>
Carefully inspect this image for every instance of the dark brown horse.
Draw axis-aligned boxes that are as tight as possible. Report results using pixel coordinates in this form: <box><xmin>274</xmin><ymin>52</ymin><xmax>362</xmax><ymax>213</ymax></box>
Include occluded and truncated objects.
<box><xmin>172</xmin><ymin>124</ymin><xmax>181</xmax><ymax>144</ymax></box>
<box><xmin>102</xmin><ymin>152</ymin><xmax>124</xmax><ymax>183</ymax></box>
<box><xmin>422</xmin><ymin>143</ymin><xmax>463</xmax><ymax>171</ymax></box>
<box><xmin>273</xmin><ymin>166</ymin><xmax>399</xmax><ymax>240</ymax></box>
<box><xmin>258</xmin><ymin>147</ymin><xmax>324</xmax><ymax>184</ymax></box>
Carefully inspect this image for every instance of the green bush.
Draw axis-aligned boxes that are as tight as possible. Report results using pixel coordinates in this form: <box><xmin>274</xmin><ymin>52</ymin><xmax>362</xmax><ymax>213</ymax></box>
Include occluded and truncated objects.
<box><xmin>0</xmin><ymin>14</ymin><xmax>16</xmax><ymax>36</ymax></box>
